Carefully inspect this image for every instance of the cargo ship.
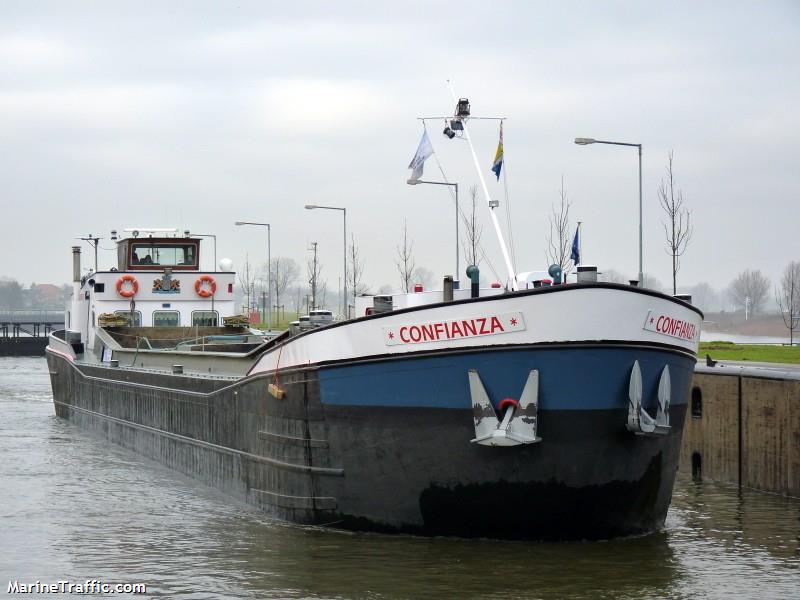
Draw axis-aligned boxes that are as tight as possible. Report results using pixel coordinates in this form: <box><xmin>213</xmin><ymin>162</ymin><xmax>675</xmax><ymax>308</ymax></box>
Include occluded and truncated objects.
<box><xmin>46</xmin><ymin>99</ymin><xmax>702</xmax><ymax>540</ymax></box>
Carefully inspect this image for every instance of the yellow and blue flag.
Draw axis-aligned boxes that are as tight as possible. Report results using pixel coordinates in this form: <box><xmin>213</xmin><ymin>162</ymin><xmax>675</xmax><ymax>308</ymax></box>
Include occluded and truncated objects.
<box><xmin>491</xmin><ymin>122</ymin><xmax>503</xmax><ymax>180</ymax></box>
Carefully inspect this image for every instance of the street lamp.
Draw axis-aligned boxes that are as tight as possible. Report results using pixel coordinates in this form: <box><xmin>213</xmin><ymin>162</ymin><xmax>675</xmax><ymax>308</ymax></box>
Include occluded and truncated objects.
<box><xmin>305</xmin><ymin>205</ymin><xmax>347</xmax><ymax>318</ymax></box>
<box><xmin>575</xmin><ymin>137</ymin><xmax>643</xmax><ymax>286</ymax></box>
<box><xmin>234</xmin><ymin>221</ymin><xmax>271</xmax><ymax>330</ymax></box>
<box><xmin>407</xmin><ymin>179</ymin><xmax>459</xmax><ymax>285</ymax></box>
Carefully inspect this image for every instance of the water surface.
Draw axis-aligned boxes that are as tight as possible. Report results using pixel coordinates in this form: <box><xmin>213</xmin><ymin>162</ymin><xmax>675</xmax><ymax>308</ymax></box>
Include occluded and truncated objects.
<box><xmin>1</xmin><ymin>357</ymin><xmax>797</xmax><ymax>599</ymax></box>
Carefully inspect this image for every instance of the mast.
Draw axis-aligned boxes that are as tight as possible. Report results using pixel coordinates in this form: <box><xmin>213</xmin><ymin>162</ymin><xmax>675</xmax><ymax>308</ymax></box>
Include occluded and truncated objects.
<box><xmin>446</xmin><ymin>83</ymin><xmax>518</xmax><ymax>290</ymax></box>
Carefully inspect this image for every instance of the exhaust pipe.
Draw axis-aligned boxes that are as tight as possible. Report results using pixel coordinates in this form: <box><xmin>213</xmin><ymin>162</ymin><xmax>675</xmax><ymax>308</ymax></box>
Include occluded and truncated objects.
<box><xmin>443</xmin><ymin>276</ymin><xmax>454</xmax><ymax>302</ymax></box>
<box><xmin>72</xmin><ymin>246</ymin><xmax>81</xmax><ymax>282</ymax></box>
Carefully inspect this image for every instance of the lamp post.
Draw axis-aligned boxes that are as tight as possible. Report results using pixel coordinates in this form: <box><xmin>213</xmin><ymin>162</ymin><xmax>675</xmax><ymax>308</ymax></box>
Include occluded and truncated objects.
<box><xmin>407</xmin><ymin>179</ymin><xmax>459</xmax><ymax>284</ymax></box>
<box><xmin>305</xmin><ymin>205</ymin><xmax>347</xmax><ymax>318</ymax></box>
<box><xmin>234</xmin><ymin>221</ymin><xmax>271</xmax><ymax>330</ymax></box>
<box><xmin>575</xmin><ymin>137</ymin><xmax>643</xmax><ymax>286</ymax></box>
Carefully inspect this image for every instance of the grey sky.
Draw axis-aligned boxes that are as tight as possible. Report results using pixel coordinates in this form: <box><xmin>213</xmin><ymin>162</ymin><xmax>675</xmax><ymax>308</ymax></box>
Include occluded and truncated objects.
<box><xmin>1</xmin><ymin>1</ymin><xmax>798</xmax><ymax>297</ymax></box>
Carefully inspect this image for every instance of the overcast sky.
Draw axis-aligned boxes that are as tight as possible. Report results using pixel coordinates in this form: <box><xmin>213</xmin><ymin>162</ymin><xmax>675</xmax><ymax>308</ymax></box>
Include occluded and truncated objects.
<box><xmin>1</xmin><ymin>1</ymin><xmax>798</xmax><ymax>295</ymax></box>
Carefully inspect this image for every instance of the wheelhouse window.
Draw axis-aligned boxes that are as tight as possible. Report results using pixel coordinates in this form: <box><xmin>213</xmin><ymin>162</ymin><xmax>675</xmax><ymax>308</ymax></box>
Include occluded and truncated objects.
<box><xmin>191</xmin><ymin>310</ymin><xmax>219</xmax><ymax>326</ymax></box>
<box><xmin>153</xmin><ymin>311</ymin><xmax>180</xmax><ymax>327</ymax></box>
<box><xmin>131</xmin><ymin>243</ymin><xmax>197</xmax><ymax>268</ymax></box>
<box><xmin>114</xmin><ymin>310</ymin><xmax>142</xmax><ymax>327</ymax></box>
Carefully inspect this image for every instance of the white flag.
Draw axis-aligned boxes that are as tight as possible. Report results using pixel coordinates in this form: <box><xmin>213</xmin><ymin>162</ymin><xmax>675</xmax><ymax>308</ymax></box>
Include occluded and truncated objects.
<box><xmin>407</xmin><ymin>130</ymin><xmax>433</xmax><ymax>182</ymax></box>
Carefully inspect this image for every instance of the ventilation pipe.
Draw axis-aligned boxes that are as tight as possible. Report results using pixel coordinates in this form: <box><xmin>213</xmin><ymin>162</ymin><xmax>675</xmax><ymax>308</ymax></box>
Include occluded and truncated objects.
<box><xmin>466</xmin><ymin>265</ymin><xmax>480</xmax><ymax>298</ymax></box>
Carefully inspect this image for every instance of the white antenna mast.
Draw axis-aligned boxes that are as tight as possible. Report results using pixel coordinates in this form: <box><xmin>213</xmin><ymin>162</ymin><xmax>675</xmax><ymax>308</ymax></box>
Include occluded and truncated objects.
<box><xmin>446</xmin><ymin>81</ymin><xmax>518</xmax><ymax>290</ymax></box>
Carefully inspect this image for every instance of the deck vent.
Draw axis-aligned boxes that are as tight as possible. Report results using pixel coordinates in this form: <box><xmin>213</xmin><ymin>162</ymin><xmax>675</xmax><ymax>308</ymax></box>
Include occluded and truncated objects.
<box><xmin>172</xmin><ymin>365</ymin><xmax>184</xmax><ymax>374</ymax></box>
<box><xmin>109</xmin><ymin>359</ymin><xmax>119</xmax><ymax>368</ymax></box>
<box><xmin>577</xmin><ymin>265</ymin><xmax>598</xmax><ymax>284</ymax></box>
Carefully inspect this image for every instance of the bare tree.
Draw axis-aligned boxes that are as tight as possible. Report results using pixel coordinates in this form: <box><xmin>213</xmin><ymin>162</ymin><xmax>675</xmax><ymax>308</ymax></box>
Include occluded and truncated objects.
<box><xmin>307</xmin><ymin>243</ymin><xmax>323</xmax><ymax>310</ymax></box>
<box><xmin>269</xmin><ymin>257</ymin><xmax>299</xmax><ymax>317</ymax></box>
<box><xmin>395</xmin><ymin>220</ymin><xmax>416</xmax><ymax>292</ymax></box>
<box><xmin>776</xmin><ymin>261</ymin><xmax>800</xmax><ymax>345</ymax></box>
<box><xmin>545</xmin><ymin>176</ymin><xmax>573</xmax><ymax>271</ymax></box>
<box><xmin>658</xmin><ymin>151</ymin><xmax>693</xmax><ymax>294</ymax></box>
<box><xmin>348</xmin><ymin>233</ymin><xmax>367</xmax><ymax>312</ymax></box>
<box><xmin>462</xmin><ymin>185</ymin><xmax>483</xmax><ymax>269</ymax></box>
<box><xmin>728</xmin><ymin>269</ymin><xmax>770</xmax><ymax>315</ymax></box>
<box><xmin>287</xmin><ymin>284</ymin><xmax>306</xmax><ymax>316</ymax></box>
<box><xmin>237</xmin><ymin>256</ymin><xmax>256</xmax><ymax>315</ymax></box>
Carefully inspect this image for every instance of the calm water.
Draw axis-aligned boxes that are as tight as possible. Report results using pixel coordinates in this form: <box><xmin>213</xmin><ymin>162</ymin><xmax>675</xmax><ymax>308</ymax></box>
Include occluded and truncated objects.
<box><xmin>1</xmin><ymin>357</ymin><xmax>798</xmax><ymax>599</ymax></box>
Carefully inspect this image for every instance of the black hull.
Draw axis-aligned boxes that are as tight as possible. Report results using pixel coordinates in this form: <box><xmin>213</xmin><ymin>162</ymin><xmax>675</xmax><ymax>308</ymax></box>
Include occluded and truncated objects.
<box><xmin>46</xmin><ymin>350</ymin><xmax>688</xmax><ymax>541</ymax></box>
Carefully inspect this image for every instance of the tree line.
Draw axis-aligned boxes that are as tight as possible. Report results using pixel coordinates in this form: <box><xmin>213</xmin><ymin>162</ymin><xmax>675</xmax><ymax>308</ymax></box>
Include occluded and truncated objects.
<box><xmin>0</xmin><ymin>279</ymin><xmax>71</xmax><ymax>311</ymax></box>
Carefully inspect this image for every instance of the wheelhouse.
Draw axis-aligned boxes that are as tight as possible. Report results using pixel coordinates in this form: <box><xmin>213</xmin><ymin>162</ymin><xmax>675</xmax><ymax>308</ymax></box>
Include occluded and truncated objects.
<box><xmin>117</xmin><ymin>238</ymin><xmax>200</xmax><ymax>271</ymax></box>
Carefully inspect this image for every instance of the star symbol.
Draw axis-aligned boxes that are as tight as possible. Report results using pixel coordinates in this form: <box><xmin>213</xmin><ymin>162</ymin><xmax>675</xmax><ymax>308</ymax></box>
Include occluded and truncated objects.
<box><xmin>388</xmin><ymin>331</ymin><xmax>394</xmax><ymax>339</ymax></box>
<box><xmin>510</xmin><ymin>318</ymin><xmax>518</xmax><ymax>326</ymax></box>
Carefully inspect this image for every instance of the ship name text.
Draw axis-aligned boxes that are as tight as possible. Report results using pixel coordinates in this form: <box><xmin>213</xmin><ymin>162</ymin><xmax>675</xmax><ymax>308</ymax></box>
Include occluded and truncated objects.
<box><xmin>383</xmin><ymin>312</ymin><xmax>525</xmax><ymax>346</ymax></box>
<box><xmin>643</xmin><ymin>310</ymin><xmax>698</xmax><ymax>341</ymax></box>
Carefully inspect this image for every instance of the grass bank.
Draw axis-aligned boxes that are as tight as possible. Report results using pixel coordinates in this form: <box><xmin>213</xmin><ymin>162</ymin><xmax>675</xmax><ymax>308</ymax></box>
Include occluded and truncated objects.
<box><xmin>699</xmin><ymin>341</ymin><xmax>800</xmax><ymax>365</ymax></box>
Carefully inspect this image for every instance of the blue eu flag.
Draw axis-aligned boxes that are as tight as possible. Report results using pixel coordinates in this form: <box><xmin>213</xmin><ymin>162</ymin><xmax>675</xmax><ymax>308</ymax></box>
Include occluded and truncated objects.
<box><xmin>570</xmin><ymin>225</ymin><xmax>580</xmax><ymax>265</ymax></box>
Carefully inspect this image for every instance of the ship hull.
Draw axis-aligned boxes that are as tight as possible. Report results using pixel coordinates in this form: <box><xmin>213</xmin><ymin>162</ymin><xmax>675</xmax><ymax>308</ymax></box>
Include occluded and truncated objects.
<box><xmin>47</xmin><ymin>338</ymin><xmax>694</xmax><ymax>540</ymax></box>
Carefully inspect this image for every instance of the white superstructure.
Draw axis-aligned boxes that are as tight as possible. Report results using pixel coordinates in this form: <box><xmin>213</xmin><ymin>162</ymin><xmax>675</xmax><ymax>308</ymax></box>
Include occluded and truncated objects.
<box><xmin>66</xmin><ymin>232</ymin><xmax>236</xmax><ymax>353</ymax></box>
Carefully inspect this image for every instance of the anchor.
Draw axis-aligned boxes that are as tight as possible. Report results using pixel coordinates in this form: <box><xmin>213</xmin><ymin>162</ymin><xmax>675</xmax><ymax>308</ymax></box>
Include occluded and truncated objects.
<box><xmin>626</xmin><ymin>361</ymin><xmax>671</xmax><ymax>436</ymax></box>
<box><xmin>469</xmin><ymin>369</ymin><xmax>542</xmax><ymax>446</ymax></box>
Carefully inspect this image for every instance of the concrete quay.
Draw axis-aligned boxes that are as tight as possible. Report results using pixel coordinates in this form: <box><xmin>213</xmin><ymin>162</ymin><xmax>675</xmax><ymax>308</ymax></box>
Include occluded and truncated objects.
<box><xmin>680</xmin><ymin>362</ymin><xmax>800</xmax><ymax>497</ymax></box>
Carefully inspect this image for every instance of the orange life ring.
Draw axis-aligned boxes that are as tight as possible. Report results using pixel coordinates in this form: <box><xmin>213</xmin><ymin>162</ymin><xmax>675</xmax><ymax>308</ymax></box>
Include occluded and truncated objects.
<box><xmin>195</xmin><ymin>275</ymin><xmax>217</xmax><ymax>298</ymax></box>
<box><xmin>116</xmin><ymin>275</ymin><xmax>139</xmax><ymax>298</ymax></box>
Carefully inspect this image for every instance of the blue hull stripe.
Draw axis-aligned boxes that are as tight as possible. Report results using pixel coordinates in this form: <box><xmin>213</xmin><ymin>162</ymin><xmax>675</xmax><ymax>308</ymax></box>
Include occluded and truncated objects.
<box><xmin>318</xmin><ymin>346</ymin><xmax>694</xmax><ymax>411</ymax></box>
